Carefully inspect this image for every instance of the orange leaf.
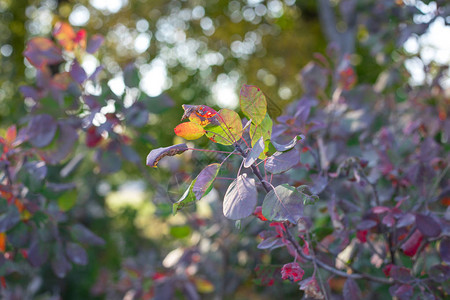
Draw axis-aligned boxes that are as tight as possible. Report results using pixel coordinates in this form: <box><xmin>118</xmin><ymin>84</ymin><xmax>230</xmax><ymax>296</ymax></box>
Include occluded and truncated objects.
<box><xmin>0</xmin><ymin>233</ymin><xmax>6</xmax><ymax>252</ymax></box>
<box><xmin>53</xmin><ymin>22</ymin><xmax>76</xmax><ymax>51</ymax></box>
<box><xmin>174</xmin><ymin>122</ymin><xmax>205</xmax><ymax>140</ymax></box>
<box><xmin>5</xmin><ymin>125</ymin><xmax>16</xmax><ymax>145</ymax></box>
<box><xmin>53</xmin><ymin>22</ymin><xmax>86</xmax><ymax>51</ymax></box>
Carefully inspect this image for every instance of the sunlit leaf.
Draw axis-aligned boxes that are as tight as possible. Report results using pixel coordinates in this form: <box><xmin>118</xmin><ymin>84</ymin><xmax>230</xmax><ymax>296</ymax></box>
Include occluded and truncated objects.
<box><xmin>23</xmin><ymin>37</ymin><xmax>63</xmax><ymax>69</ymax></box>
<box><xmin>270</xmin><ymin>135</ymin><xmax>304</xmax><ymax>152</ymax></box>
<box><xmin>193</xmin><ymin>163</ymin><xmax>221</xmax><ymax>200</ymax></box>
<box><xmin>182</xmin><ymin>104</ymin><xmax>219</xmax><ymax>126</ymax></box>
<box><xmin>265</xmin><ymin>149</ymin><xmax>300</xmax><ymax>174</ymax></box>
<box><xmin>173</xmin><ymin>180</ymin><xmax>197</xmax><ymax>215</ymax></box>
<box><xmin>244</xmin><ymin>137</ymin><xmax>264</xmax><ymax>168</ymax></box>
<box><xmin>240</xmin><ymin>85</ymin><xmax>267</xmax><ymax>125</ymax></box>
<box><xmin>53</xmin><ymin>22</ymin><xmax>86</xmax><ymax>51</ymax></box>
<box><xmin>146</xmin><ymin>143</ymin><xmax>188</xmax><ymax>168</ymax></box>
<box><xmin>262</xmin><ymin>184</ymin><xmax>303</xmax><ymax>224</ymax></box>
<box><xmin>223</xmin><ymin>174</ymin><xmax>257</xmax><ymax>220</ymax></box>
<box><xmin>174</xmin><ymin>122</ymin><xmax>206</xmax><ymax>140</ymax></box>
<box><xmin>250</xmin><ymin>114</ymin><xmax>272</xmax><ymax>159</ymax></box>
<box><xmin>205</xmin><ymin>108</ymin><xmax>242</xmax><ymax>145</ymax></box>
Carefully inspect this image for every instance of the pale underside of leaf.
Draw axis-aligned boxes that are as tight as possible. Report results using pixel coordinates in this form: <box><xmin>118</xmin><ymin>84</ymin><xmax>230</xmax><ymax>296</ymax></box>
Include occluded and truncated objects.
<box><xmin>146</xmin><ymin>144</ymin><xmax>189</xmax><ymax>168</ymax></box>
<box><xmin>244</xmin><ymin>137</ymin><xmax>265</xmax><ymax>168</ymax></box>
<box><xmin>223</xmin><ymin>174</ymin><xmax>257</xmax><ymax>220</ymax></box>
<box><xmin>265</xmin><ymin>149</ymin><xmax>300</xmax><ymax>174</ymax></box>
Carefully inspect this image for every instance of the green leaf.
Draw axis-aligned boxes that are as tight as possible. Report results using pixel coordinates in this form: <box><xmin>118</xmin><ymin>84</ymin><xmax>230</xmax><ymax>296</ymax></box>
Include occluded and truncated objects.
<box><xmin>205</xmin><ymin>109</ymin><xmax>242</xmax><ymax>145</ymax></box>
<box><xmin>170</xmin><ymin>225</ymin><xmax>192</xmax><ymax>239</ymax></box>
<box><xmin>173</xmin><ymin>179</ymin><xmax>197</xmax><ymax>215</ymax></box>
<box><xmin>249</xmin><ymin>114</ymin><xmax>273</xmax><ymax>159</ymax></box>
<box><xmin>262</xmin><ymin>184</ymin><xmax>303</xmax><ymax>224</ymax></box>
<box><xmin>240</xmin><ymin>85</ymin><xmax>267</xmax><ymax>125</ymax></box>
<box><xmin>58</xmin><ymin>191</ymin><xmax>77</xmax><ymax>211</ymax></box>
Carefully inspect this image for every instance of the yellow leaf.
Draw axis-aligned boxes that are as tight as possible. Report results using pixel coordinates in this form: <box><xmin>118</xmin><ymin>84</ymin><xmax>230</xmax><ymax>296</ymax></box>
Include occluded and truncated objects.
<box><xmin>174</xmin><ymin>122</ymin><xmax>205</xmax><ymax>140</ymax></box>
<box><xmin>193</xmin><ymin>278</ymin><xmax>215</xmax><ymax>293</ymax></box>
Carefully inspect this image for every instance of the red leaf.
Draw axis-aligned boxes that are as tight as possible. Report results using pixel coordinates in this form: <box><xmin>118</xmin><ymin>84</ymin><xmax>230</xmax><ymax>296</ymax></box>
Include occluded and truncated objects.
<box><xmin>281</xmin><ymin>262</ymin><xmax>304</xmax><ymax>282</ymax></box>
<box><xmin>401</xmin><ymin>229</ymin><xmax>423</xmax><ymax>257</ymax></box>
<box><xmin>357</xmin><ymin>230</ymin><xmax>368</xmax><ymax>243</ymax></box>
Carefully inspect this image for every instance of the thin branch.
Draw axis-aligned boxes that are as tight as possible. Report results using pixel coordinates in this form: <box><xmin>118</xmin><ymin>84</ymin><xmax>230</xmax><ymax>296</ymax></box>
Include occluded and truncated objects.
<box><xmin>284</xmin><ymin>229</ymin><xmax>393</xmax><ymax>284</ymax></box>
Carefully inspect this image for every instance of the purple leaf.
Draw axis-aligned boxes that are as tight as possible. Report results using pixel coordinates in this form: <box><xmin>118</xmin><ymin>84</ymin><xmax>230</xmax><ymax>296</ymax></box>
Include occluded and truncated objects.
<box><xmin>125</xmin><ymin>102</ymin><xmax>149</xmax><ymax>127</ymax></box>
<box><xmin>244</xmin><ymin>137</ymin><xmax>264</xmax><ymax>168</ymax></box>
<box><xmin>223</xmin><ymin>174</ymin><xmax>257</xmax><ymax>220</ymax></box>
<box><xmin>392</xmin><ymin>284</ymin><xmax>413</xmax><ymax>300</ymax></box>
<box><xmin>88</xmin><ymin>65</ymin><xmax>104</xmax><ymax>81</ymax></box>
<box><xmin>382</xmin><ymin>214</ymin><xmax>395</xmax><ymax>227</ymax></box>
<box><xmin>429</xmin><ymin>264</ymin><xmax>450</xmax><ymax>283</ymax></box>
<box><xmin>262</xmin><ymin>184</ymin><xmax>304</xmax><ymax>224</ymax></box>
<box><xmin>27</xmin><ymin>114</ymin><xmax>57</xmax><ymax>148</ymax></box>
<box><xmin>193</xmin><ymin>163</ymin><xmax>221</xmax><ymax>200</ymax></box>
<box><xmin>70</xmin><ymin>224</ymin><xmax>105</xmax><ymax>246</ymax></box>
<box><xmin>28</xmin><ymin>240</ymin><xmax>49</xmax><ymax>267</ymax></box>
<box><xmin>65</xmin><ymin>242</ymin><xmax>88</xmax><ymax>266</ymax></box>
<box><xmin>41</xmin><ymin>122</ymin><xmax>78</xmax><ymax>164</ymax></box>
<box><xmin>265</xmin><ymin>149</ymin><xmax>300</xmax><ymax>174</ymax></box>
<box><xmin>416</xmin><ymin>213</ymin><xmax>442</xmax><ymax>237</ymax></box>
<box><xmin>19</xmin><ymin>85</ymin><xmax>44</xmax><ymax>100</ymax></box>
<box><xmin>257</xmin><ymin>236</ymin><xmax>285</xmax><ymax>250</ymax></box>
<box><xmin>120</xmin><ymin>144</ymin><xmax>141</xmax><ymax>164</ymax></box>
<box><xmin>310</xmin><ymin>174</ymin><xmax>328</xmax><ymax>194</ymax></box>
<box><xmin>271</xmin><ymin>135</ymin><xmax>304</xmax><ymax>152</ymax></box>
<box><xmin>146</xmin><ymin>144</ymin><xmax>189</xmax><ymax>168</ymax></box>
<box><xmin>390</xmin><ymin>266</ymin><xmax>413</xmax><ymax>283</ymax></box>
<box><xmin>396</xmin><ymin>213</ymin><xmax>415</xmax><ymax>228</ymax></box>
<box><xmin>356</xmin><ymin>219</ymin><xmax>377</xmax><ymax>230</ymax></box>
<box><xmin>70</xmin><ymin>59</ymin><xmax>87</xmax><ymax>84</ymax></box>
<box><xmin>343</xmin><ymin>278</ymin><xmax>362</xmax><ymax>300</ymax></box>
<box><xmin>23</xmin><ymin>37</ymin><xmax>63</xmax><ymax>69</ymax></box>
<box><xmin>0</xmin><ymin>205</ymin><xmax>21</xmax><ymax>232</ymax></box>
<box><xmin>51</xmin><ymin>242</ymin><xmax>72</xmax><ymax>278</ymax></box>
<box><xmin>86</xmin><ymin>34</ymin><xmax>104</xmax><ymax>54</ymax></box>
<box><xmin>440</xmin><ymin>238</ymin><xmax>450</xmax><ymax>263</ymax></box>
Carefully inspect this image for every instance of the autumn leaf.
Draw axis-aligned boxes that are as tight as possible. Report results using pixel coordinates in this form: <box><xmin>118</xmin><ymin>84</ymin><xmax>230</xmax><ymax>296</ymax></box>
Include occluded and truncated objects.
<box><xmin>205</xmin><ymin>109</ymin><xmax>242</xmax><ymax>145</ymax></box>
<box><xmin>240</xmin><ymin>85</ymin><xmax>267</xmax><ymax>125</ymax></box>
<box><xmin>53</xmin><ymin>22</ymin><xmax>86</xmax><ymax>51</ymax></box>
<box><xmin>146</xmin><ymin>144</ymin><xmax>189</xmax><ymax>168</ymax></box>
<box><xmin>181</xmin><ymin>104</ymin><xmax>219</xmax><ymax>126</ymax></box>
<box><xmin>174</xmin><ymin>122</ymin><xmax>206</xmax><ymax>140</ymax></box>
